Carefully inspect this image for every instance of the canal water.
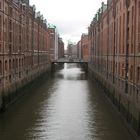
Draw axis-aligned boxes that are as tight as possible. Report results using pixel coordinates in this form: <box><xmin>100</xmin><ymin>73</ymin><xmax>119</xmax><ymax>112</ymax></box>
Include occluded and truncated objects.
<box><xmin>0</xmin><ymin>64</ymin><xmax>134</xmax><ymax>140</ymax></box>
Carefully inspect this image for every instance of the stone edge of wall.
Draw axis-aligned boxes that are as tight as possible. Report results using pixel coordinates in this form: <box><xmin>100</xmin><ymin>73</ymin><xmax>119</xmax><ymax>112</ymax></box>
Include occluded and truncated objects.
<box><xmin>88</xmin><ymin>64</ymin><xmax>140</xmax><ymax>138</ymax></box>
<box><xmin>0</xmin><ymin>65</ymin><xmax>51</xmax><ymax>112</ymax></box>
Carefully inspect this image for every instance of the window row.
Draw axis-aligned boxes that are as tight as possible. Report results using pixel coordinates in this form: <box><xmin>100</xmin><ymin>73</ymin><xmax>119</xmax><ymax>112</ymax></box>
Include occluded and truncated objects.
<box><xmin>0</xmin><ymin>58</ymin><xmax>24</xmax><ymax>74</ymax></box>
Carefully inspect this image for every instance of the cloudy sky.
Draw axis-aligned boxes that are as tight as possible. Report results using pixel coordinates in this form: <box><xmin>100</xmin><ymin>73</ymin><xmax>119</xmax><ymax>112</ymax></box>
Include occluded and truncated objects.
<box><xmin>30</xmin><ymin>0</ymin><xmax>107</xmax><ymax>48</ymax></box>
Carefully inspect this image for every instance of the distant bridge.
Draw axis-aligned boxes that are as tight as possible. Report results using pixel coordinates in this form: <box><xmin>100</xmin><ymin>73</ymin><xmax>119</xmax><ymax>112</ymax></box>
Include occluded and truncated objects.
<box><xmin>51</xmin><ymin>59</ymin><xmax>88</xmax><ymax>72</ymax></box>
<box><xmin>52</xmin><ymin>61</ymin><xmax>88</xmax><ymax>64</ymax></box>
<box><xmin>51</xmin><ymin>58</ymin><xmax>88</xmax><ymax>64</ymax></box>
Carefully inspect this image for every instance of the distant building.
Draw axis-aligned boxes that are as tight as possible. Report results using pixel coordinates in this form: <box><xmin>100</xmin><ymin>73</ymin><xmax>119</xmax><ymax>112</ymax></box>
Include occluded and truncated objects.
<box><xmin>81</xmin><ymin>34</ymin><xmax>89</xmax><ymax>62</ymax></box>
<box><xmin>47</xmin><ymin>28</ymin><xmax>55</xmax><ymax>62</ymax></box>
<box><xmin>58</xmin><ymin>37</ymin><xmax>64</xmax><ymax>59</ymax></box>
<box><xmin>67</xmin><ymin>43</ymin><xmax>77</xmax><ymax>59</ymax></box>
<box><xmin>67</xmin><ymin>43</ymin><xmax>72</xmax><ymax>57</ymax></box>
<box><xmin>47</xmin><ymin>25</ymin><xmax>59</xmax><ymax>61</ymax></box>
<box><xmin>76</xmin><ymin>34</ymin><xmax>90</xmax><ymax>62</ymax></box>
<box><xmin>77</xmin><ymin>41</ymin><xmax>82</xmax><ymax>60</ymax></box>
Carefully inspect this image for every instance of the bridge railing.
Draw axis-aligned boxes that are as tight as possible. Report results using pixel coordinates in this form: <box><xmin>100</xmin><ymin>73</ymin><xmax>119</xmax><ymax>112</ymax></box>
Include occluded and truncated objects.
<box><xmin>52</xmin><ymin>58</ymin><xmax>88</xmax><ymax>63</ymax></box>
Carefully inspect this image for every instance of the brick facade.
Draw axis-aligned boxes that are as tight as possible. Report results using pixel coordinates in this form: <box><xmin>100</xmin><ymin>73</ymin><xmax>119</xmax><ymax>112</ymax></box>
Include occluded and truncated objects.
<box><xmin>47</xmin><ymin>27</ymin><xmax>55</xmax><ymax>62</ymax></box>
<box><xmin>81</xmin><ymin>34</ymin><xmax>89</xmax><ymax>62</ymax></box>
<box><xmin>0</xmin><ymin>0</ymin><xmax>49</xmax><ymax>108</ymax></box>
<box><xmin>88</xmin><ymin>0</ymin><xmax>140</xmax><ymax>135</ymax></box>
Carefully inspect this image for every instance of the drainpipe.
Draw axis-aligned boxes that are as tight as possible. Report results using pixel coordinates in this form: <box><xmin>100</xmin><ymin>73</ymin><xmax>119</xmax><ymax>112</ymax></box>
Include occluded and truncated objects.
<box><xmin>134</xmin><ymin>0</ymin><xmax>140</xmax><ymax>135</ymax></box>
<box><xmin>125</xmin><ymin>0</ymin><xmax>129</xmax><ymax>94</ymax></box>
<box><xmin>32</xmin><ymin>13</ymin><xmax>34</xmax><ymax>72</ymax></box>
<box><xmin>1</xmin><ymin>0</ymin><xmax>5</xmax><ymax>111</ymax></box>
<box><xmin>97</xmin><ymin>11</ymin><xmax>100</xmax><ymax>73</ymax></box>
<box><xmin>37</xmin><ymin>18</ymin><xmax>40</xmax><ymax>75</ymax></box>
<box><xmin>107</xmin><ymin>2</ymin><xmax>109</xmax><ymax>79</ymax></box>
<box><xmin>133</xmin><ymin>0</ymin><xmax>136</xmax><ymax>88</ymax></box>
<box><xmin>113</xmin><ymin>0</ymin><xmax>116</xmax><ymax>84</ymax></box>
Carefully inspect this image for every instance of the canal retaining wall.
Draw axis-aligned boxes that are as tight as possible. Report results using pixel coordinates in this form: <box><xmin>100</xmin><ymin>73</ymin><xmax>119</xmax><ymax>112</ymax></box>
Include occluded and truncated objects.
<box><xmin>88</xmin><ymin>64</ymin><xmax>140</xmax><ymax>137</ymax></box>
<box><xmin>0</xmin><ymin>65</ymin><xmax>51</xmax><ymax>112</ymax></box>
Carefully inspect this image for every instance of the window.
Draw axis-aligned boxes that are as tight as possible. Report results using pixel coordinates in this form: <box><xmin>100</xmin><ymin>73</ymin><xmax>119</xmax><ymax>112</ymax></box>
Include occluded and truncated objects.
<box><xmin>16</xmin><ymin>59</ymin><xmax>18</xmax><ymax>68</ymax></box>
<box><xmin>5</xmin><ymin>7</ymin><xmax>7</xmax><ymax>14</ymax></box>
<box><xmin>19</xmin><ymin>59</ymin><xmax>21</xmax><ymax>67</ymax></box>
<box><xmin>9</xmin><ymin>75</ymin><xmax>11</xmax><ymax>82</ymax></box>
<box><xmin>13</xmin><ymin>59</ymin><xmax>15</xmax><ymax>69</ymax></box>
<box><xmin>9</xmin><ymin>7</ymin><xmax>12</xmax><ymax>17</ymax></box>
<box><xmin>9</xmin><ymin>44</ymin><xmax>12</xmax><ymax>53</ymax></box>
<box><xmin>129</xmin><ymin>65</ymin><xmax>133</xmax><ymax>81</ymax></box>
<box><xmin>0</xmin><ymin>60</ymin><xmax>2</xmax><ymax>74</ymax></box>
<box><xmin>5</xmin><ymin>60</ymin><xmax>7</xmax><ymax>72</ymax></box>
<box><xmin>0</xmin><ymin>31</ymin><xmax>1</xmax><ymax>41</ymax></box>
<box><xmin>0</xmin><ymin>15</ymin><xmax>2</xmax><ymax>27</ymax></box>
<box><xmin>138</xmin><ymin>43</ymin><xmax>140</xmax><ymax>52</ymax></box>
<box><xmin>118</xmin><ymin>62</ymin><xmax>120</xmax><ymax>75</ymax></box>
<box><xmin>0</xmin><ymin>43</ymin><xmax>1</xmax><ymax>52</ymax></box>
<box><xmin>138</xmin><ymin>20</ymin><xmax>140</xmax><ymax>33</ymax></box>
<box><xmin>9</xmin><ymin>59</ymin><xmax>11</xmax><ymax>70</ymax></box>
<box><xmin>9</xmin><ymin>32</ymin><xmax>12</xmax><ymax>42</ymax></box>
<box><xmin>9</xmin><ymin>20</ymin><xmax>12</xmax><ymax>30</ymax></box>
<box><xmin>137</xmin><ymin>67</ymin><xmax>140</xmax><ymax>83</ymax></box>
<box><xmin>22</xmin><ymin>58</ymin><xmax>24</xmax><ymax>67</ymax></box>
<box><xmin>0</xmin><ymin>2</ymin><xmax>1</xmax><ymax>10</ymax></box>
<box><xmin>127</xmin><ymin>11</ymin><xmax>130</xmax><ymax>24</ymax></box>
<box><xmin>127</xmin><ymin>28</ymin><xmax>129</xmax><ymax>41</ymax></box>
<box><xmin>122</xmin><ymin>63</ymin><xmax>125</xmax><ymax>77</ymax></box>
<box><xmin>5</xmin><ymin>18</ymin><xmax>7</xmax><ymax>28</ymax></box>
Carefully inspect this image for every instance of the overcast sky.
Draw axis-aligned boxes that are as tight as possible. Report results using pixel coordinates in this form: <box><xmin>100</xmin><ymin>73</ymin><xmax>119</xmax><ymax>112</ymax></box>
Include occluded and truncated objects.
<box><xmin>30</xmin><ymin>0</ymin><xmax>107</xmax><ymax>48</ymax></box>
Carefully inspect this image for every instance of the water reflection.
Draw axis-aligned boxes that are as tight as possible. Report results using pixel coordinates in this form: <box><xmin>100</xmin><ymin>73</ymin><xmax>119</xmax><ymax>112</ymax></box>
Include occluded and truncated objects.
<box><xmin>56</xmin><ymin>64</ymin><xmax>87</xmax><ymax>80</ymax></box>
<box><xmin>0</xmin><ymin>63</ymin><xmax>134</xmax><ymax>140</ymax></box>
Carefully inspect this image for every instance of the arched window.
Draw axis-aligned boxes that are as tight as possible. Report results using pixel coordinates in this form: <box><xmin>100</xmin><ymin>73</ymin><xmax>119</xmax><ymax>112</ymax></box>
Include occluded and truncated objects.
<box><xmin>0</xmin><ymin>60</ymin><xmax>2</xmax><ymax>74</ymax></box>
<box><xmin>22</xmin><ymin>58</ymin><xmax>24</xmax><ymax>67</ymax></box>
<box><xmin>19</xmin><ymin>59</ymin><xmax>21</xmax><ymax>67</ymax></box>
<box><xmin>5</xmin><ymin>60</ymin><xmax>7</xmax><ymax>72</ymax></box>
<box><xmin>137</xmin><ymin>67</ymin><xmax>140</xmax><ymax>83</ymax></box>
<box><xmin>13</xmin><ymin>59</ymin><xmax>15</xmax><ymax>69</ymax></box>
<box><xmin>9</xmin><ymin>59</ymin><xmax>11</xmax><ymax>71</ymax></box>
<box><xmin>16</xmin><ymin>59</ymin><xmax>18</xmax><ymax>68</ymax></box>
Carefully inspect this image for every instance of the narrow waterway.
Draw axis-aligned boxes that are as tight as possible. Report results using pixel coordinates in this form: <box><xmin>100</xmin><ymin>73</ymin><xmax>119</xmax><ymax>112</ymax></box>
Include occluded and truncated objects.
<box><xmin>0</xmin><ymin>64</ymin><xmax>134</xmax><ymax>140</ymax></box>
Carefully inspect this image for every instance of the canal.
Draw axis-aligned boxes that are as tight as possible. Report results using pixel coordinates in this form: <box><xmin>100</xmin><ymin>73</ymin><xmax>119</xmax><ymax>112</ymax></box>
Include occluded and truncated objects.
<box><xmin>0</xmin><ymin>64</ymin><xmax>134</xmax><ymax>140</ymax></box>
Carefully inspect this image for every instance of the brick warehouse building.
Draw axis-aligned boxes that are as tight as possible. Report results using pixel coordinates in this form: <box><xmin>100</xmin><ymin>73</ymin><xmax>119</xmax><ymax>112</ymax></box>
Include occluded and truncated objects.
<box><xmin>81</xmin><ymin>33</ymin><xmax>90</xmax><ymax>62</ymax></box>
<box><xmin>47</xmin><ymin>27</ymin><xmax>56</xmax><ymax>62</ymax></box>
<box><xmin>0</xmin><ymin>0</ymin><xmax>50</xmax><ymax>109</ymax></box>
<box><xmin>88</xmin><ymin>0</ymin><xmax>140</xmax><ymax>135</ymax></box>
